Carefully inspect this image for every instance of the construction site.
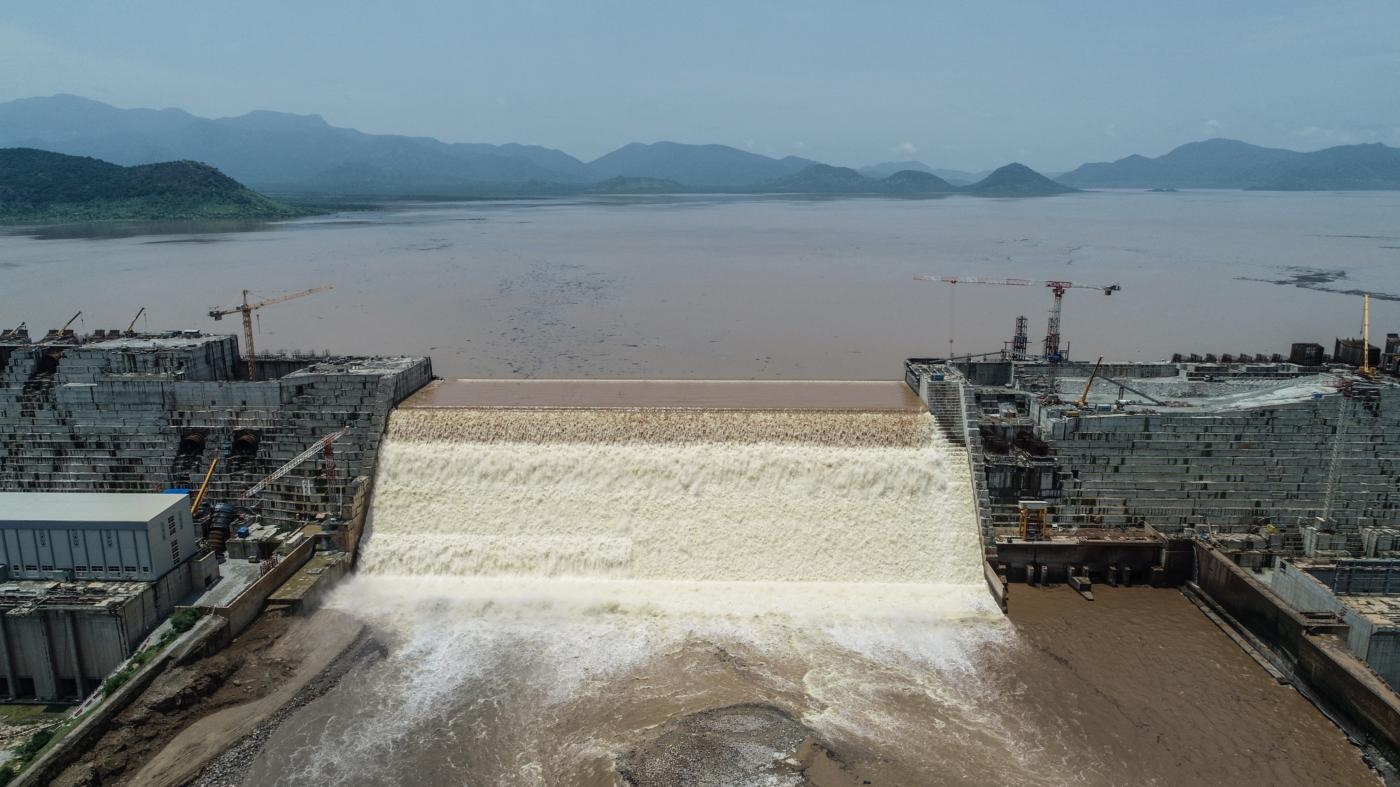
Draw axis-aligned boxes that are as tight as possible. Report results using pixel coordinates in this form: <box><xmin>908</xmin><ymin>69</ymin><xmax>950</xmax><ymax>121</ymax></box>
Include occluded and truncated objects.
<box><xmin>0</xmin><ymin>277</ymin><xmax>1397</xmax><ymax>786</ymax></box>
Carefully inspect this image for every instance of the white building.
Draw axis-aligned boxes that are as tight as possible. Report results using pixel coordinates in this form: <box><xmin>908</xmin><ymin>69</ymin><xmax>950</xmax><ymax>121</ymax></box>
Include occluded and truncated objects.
<box><xmin>0</xmin><ymin>492</ymin><xmax>197</xmax><ymax>582</ymax></box>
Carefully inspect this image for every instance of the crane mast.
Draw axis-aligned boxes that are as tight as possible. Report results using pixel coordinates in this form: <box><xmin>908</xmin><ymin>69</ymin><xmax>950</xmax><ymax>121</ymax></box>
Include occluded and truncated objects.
<box><xmin>208</xmin><ymin>286</ymin><xmax>332</xmax><ymax>381</ymax></box>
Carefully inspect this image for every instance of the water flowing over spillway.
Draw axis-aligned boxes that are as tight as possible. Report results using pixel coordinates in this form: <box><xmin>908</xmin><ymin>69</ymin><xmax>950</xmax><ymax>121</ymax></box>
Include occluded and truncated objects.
<box><xmin>250</xmin><ymin>389</ymin><xmax>1050</xmax><ymax>787</ymax></box>
<box><xmin>358</xmin><ymin>408</ymin><xmax>986</xmax><ymax>584</ymax></box>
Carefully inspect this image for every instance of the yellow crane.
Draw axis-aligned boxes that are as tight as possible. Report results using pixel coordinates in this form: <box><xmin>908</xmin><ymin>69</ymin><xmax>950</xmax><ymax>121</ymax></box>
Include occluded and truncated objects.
<box><xmin>1075</xmin><ymin>356</ymin><xmax>1104</xmax><ymax>408</ymax></box>
<box><xmin>208</xmin><ymin>286</ymin><xmax>332</xmax><ymax>381</ymax></box>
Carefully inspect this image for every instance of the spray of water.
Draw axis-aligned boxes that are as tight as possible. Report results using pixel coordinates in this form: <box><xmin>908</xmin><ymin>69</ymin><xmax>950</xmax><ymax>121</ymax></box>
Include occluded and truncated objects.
<box><xmin>251</xmin><ymin>407</ymin><xmax>1049</xmax><ymax>786</ymax></box>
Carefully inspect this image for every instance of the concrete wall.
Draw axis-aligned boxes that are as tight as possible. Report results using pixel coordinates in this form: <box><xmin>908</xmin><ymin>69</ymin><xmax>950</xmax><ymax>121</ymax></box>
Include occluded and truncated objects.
<box><xmin>995</xmin><ymin>538</ymin><xmax>1186</xmax><ymax>585</ymax></box>
<box><xmin>0</xmin><ymin>336</ymin><xmax>432</xmax><ymax>531</ymax></box>
<box><xmin>1044</xmin><ymin>387</ymin><xmax>1400</xmax><ymax>538</ymax></box>
<box><xmin>1195</xmin><ymin>544</ymin><xmax>1400</xmax><ymax>761</ymax></box>
<box><xmin>209</xmin><ymin>532</ymin><xmax>315</xmax><ymax>637</ymax></box>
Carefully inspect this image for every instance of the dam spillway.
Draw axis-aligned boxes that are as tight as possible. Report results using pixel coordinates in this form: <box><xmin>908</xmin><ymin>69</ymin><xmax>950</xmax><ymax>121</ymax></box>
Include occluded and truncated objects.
<box><xmin>359</xmin><ymin>379</ymin><xmax>987</xmax><ymax>587</ymax></box>
<box><xmin>229</xmin><ymin>379</ymin><xmax>1385</xmax><ymax>786</ymax></box>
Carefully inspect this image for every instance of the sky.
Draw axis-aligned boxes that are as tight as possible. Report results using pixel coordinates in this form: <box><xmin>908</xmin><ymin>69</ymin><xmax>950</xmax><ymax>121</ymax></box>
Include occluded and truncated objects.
<box><xmin>1</xmin><ymin>1</ymin><xmax>1398</xmax><ymax>171</ymax></box>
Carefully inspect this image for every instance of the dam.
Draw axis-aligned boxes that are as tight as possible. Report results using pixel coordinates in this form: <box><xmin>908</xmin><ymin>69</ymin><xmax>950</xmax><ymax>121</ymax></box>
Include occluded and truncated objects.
<box><xmin>0</xmin><ymin>330</ymin><xmax>1391</xmax><ymax>785</ymax></box>
<box><xmin>230</xmin><ymin>378</ymin><xmax>1378</xmax><ymax>786</ymax></box>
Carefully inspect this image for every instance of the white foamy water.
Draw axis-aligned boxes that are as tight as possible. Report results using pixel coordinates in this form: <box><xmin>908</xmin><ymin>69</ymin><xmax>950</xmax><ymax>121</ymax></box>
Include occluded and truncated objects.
<box><xmin>246</xmin><ymin>406</ymin><xmax>1039</xmax><ymax>786</ymax></box>
<box><xmin>359</xmin><ymin>409</ymin><xmax>984</xmax><ymax>583</ymax></box>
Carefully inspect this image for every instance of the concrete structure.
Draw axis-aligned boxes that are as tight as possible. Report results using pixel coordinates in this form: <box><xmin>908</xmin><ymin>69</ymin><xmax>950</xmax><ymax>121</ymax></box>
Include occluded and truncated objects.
<box><xmin>0</xmin><ymin>492</ymin><xmax>196</xmax><ymax>582</ymax></box>
<box><xmin>1271</xmin><ymin>558</ymin><xmax>1400</xmax><ymax>692</ymax></box>
<box><xmin>0</xmin><ymin>550</ymin><xmax>214</xmax><ymax>701</ymax></box>
<box><xmin>0</xmin><ymin>330</ymin><xmax>432</xmax><ymax>531</ymax></box>
<box><xmin>905</xmin><ymin>358</ymin><xmax>1400</xmax><ymax>559</ymax></box>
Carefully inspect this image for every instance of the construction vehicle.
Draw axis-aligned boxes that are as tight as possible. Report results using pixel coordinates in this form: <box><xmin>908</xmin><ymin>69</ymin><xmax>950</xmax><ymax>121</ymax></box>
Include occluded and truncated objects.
<box><xmin>1075</xmin><ymin>356</ymin><xmax>1104</xmax><ymax>408</ymax></box>
<box><xmin>208</xmin><ymin>286</ymin><xmax>332</xmax><ymax>381</ymax></box>
<box><xmin>0</xmin><ymin>322</ymin><xmax>26</xmax><ymax>341</ymax></box>
<box><xmin>124</xmin><ymin>307</ymin><xmax>146</xmax><ymax>336</ymax></box>
<box><xmin>41</xmin><ymin>312</ymin><xmax>83</xmax><ymax>342</ymax></box>
<box><xmin>915</xmin><ymin>276</ymin><xmax>1121</xmax><ymax>361</ymax></box>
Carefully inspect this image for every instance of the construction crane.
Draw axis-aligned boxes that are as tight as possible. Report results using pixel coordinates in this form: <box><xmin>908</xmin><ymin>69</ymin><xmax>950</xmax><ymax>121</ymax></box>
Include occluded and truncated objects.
<box><xmin>0</xmin><ymin>322</ymin><xmax>25</xmax><ymax>341</ymax></box>
<box><xmin>124</xmin><ymin>307</ymin><xmax>146</xmax><ymax>336</ymax></box>
<box><xmin>915</xmin><ymin>276</ymin><xmax>1121</xmax><ymax>361</ymax></box>
<box><xmin>208</xmin><ymin>286</ymin><xmax>331</xmax><ymax>381</ymax></box>
<box><xmin>1075</xmin><ymin>356</ymin><xmax>1104</xmax><ymax>408</ymax></box>
<box><xmin>238</xmin><ymin>427</ymin><xmax>349</xmax><ymax>500</ymax></box>
<box><xmin>1359</xmin><ymin>293</ymin><xmax>1375</xmax><ymax>378</ymax></box>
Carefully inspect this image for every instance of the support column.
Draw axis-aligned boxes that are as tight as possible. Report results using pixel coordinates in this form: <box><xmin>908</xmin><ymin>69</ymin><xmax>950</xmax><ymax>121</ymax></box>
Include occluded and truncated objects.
<box><xmin>64</xmin><ymin>611</ymin><xmax>86</xmax><ymax>698</ymax></box>
<box><xmin>0</xmin><ymin>617</ymin><xmax>15</xmax><ymax>700</ymax></box>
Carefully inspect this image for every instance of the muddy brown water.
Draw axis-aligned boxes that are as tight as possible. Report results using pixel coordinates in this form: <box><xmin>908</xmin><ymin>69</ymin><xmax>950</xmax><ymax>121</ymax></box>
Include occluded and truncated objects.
<box><xmin>233</xmin><ymin>586</ymin><xmax>1377</xmax><ymax>787</ymax></box>
<box><xmin>4</xmin><ymin>192</ymin><xmax>1400</xmax><ymax>379</ymax></box>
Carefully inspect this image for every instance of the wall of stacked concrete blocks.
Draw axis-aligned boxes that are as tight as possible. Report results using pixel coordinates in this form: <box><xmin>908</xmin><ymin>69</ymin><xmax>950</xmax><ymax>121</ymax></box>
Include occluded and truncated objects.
<box><xmin>910</xmin><ymin>365</ymin><xmax>996</xmax><ymax>556</ymax></box>
<box><xmin>0</xmin><ymin>335</ymin><xmax>432</xmax><ymax>531</ymax></box>
<box><xmin>1043</xmin><ymin>385</ymin><xmax>1399</xmax><ymax>546</ymax></box>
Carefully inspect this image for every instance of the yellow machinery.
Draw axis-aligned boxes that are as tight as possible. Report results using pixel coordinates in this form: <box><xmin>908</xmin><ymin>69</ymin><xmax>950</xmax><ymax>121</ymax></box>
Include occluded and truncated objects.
<box><xmin>124</xmin><ymin>306</ymin><xmax>146</xmax><ymax>336</ymax></box>
<box><xmin>1075</xmin><ymin>355</ymin><xmax>1104</xmax><ymax>408</ymax></box>
<box><xmin>1018</xmin><ymin>500</ymin><xmax>1049</xmax><ymax>541</ymax></box>
<box><xmin>191</xmin><ymin>457</ymin><xmax>220</xmax><ymax>513</ymax></box>
<box><xmin>209</xmin><ymin>286</ymin><xmax>332</xmax><ymax>381</ymax></box>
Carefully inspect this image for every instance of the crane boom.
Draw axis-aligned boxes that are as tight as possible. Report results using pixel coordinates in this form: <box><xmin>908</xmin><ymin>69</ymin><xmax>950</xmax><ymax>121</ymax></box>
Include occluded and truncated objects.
<box><xmin>125</xmin><ymin>306</ymin><xmax>146</xmax><ymax>336</ymax></box>
<box><xmin>208</xmin><ymin>285</ymin><xmax>332</xmax><ymax>381</ymax></box>
<box><xmin>238</xmin><ymin>428</ymin><xmax>349</xmax><ymax>500</ymax></box>
<box><xmin>915</xmin><ymin>275</ymin><xmax>1121</xmax><ymax>360</ymax></box>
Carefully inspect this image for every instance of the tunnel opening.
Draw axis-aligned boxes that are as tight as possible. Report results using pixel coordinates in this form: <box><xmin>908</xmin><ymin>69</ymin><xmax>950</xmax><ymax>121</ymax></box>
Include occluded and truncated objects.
<box><xmin>229</xmin><ymin>430</ymin><xmax>261</xmax><ymax>472</ymax></box>
<box><xmin>170</xmin><ymin>431</ymin><xmax>209</xmax><ymax>487</ymax></box>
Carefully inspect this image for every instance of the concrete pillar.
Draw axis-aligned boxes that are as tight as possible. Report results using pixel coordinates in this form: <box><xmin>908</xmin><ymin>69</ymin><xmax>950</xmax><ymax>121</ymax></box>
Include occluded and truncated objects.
<box><xmin>64</xmin><ymin>611</ymin><xmax>86</xmax><ymax>698</ymax></box>
<box><xmin>0</xmin><ymin>617</ymin><xmax>15</xmax><ymax>700</ymax></box>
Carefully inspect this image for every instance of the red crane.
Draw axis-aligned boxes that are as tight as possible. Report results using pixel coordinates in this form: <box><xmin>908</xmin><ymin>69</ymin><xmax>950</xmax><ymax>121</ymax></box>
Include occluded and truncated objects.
<box><xmin>914</xmin><ymin>275</ymin><xmax>1121</xmax><ymax>360</ymax></box>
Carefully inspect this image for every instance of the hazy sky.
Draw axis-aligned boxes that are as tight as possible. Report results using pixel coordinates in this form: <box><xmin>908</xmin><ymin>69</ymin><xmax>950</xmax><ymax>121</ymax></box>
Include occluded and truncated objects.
<box><xmin>2</xmin><ymin>1</ymin><xmax>1397</xmax><ymax>170</ymax></box>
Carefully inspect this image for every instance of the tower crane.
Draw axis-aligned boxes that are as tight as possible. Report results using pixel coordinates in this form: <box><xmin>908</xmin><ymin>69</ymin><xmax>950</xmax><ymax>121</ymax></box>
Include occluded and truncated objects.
<box><xmin>208</xmin><ymin>286</ymin><xmax>332</xmax><ymax>381</ymax></box>
<box><xmin>914</xmin><ymin>275</ymin><xmax>1121</xmax><ymax>361</ymax></box>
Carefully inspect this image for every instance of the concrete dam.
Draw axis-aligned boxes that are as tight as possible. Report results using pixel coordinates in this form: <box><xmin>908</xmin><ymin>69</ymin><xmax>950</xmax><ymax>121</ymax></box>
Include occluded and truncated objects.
<box><xmin>245</xmin><ymin>380</ymin><xmax>1027</xmax><ymax>787</ymax></box>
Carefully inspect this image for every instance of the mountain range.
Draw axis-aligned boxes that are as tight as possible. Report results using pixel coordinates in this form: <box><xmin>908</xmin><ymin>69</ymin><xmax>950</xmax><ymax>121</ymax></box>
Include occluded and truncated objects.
<box><xmin>1057</xmin><ymin>137</ymin><xmax>1400</xmax><ymax>190</ymax></box>
<box><xmin>0</xmin><ymin>95</ymin><xmax>1071</xmax><ymax>197</ymax></box>
<box><xmin>2</xmin><ymin>94</ymin><xmax>1394</xmax><ymax>195</ymax></box>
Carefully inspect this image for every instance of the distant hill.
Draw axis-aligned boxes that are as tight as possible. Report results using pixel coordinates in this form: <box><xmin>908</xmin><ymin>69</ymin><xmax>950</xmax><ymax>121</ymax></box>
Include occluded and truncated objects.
<box><xmin>962</xmin><ymin>164</ymin><xmax>1077</xmax><ymax>197</ymax></box>
<box><xmin>0</xmin><ymin>94</ymin><xmax>592</xmax><ymax>193</ymax></box>
<box><xmin>880</xmin><ymin>169</ymin><xmax>958</xmax><ymax>194</ymax></box>
<box><xmin>760</xmin><ymin>164</ymin><xmax>876</xmax><ymax>193</ymax></box>
<box><xmin>858</xmin><ymin>160</ymin><xmax>934</xmax><ymax>178</ymax></box>
<box><xmin>857</xmin><ymin>161</ymin><xmax>989</xmax><ymax>185</ymax></box>
<box><xmin>588</xmin><ymin>142</ymin><xmax>814</xmax><ymax>188</ymax></box>
<box><xmin>755</xmin><ymin>165</ymin><xmax>962</xmax><ymax>196</ymax></box>
<box><xmin>1242</xmin><ymin>143</ymin><xmax>1400</xmax><ymax>190</ymax></box>
<box><xmin>1059</xmin><ymin>138</ymin><xmax>1400</xmax><ymax>190</ymax></box>
<box><xmin>0</xmin><ymin>148</ymin><xmax>304</xmax><ymax>223</ymax></box>
<box><xmin>583</xmin><ymin>176</ymin><xmax>689</xmax><ymax>194</ymax></box>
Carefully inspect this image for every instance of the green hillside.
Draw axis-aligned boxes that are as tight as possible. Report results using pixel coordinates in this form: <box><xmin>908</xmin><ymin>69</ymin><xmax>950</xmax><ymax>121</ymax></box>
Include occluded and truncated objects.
<box><xmin>0</xmin><ymin>147</ymin><xmax>308</xmax><ymax>223</ymax></box>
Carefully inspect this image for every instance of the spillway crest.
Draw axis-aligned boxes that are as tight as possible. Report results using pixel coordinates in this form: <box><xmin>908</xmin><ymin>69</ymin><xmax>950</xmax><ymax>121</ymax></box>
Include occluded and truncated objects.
<box><xmin>360</xmin><ymin>407</ymin><xmax>984</xmax><ymax>585</ymax></box>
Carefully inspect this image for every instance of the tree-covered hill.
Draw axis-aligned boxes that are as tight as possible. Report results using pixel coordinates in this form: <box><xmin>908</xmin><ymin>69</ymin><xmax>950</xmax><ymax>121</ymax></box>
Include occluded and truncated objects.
<box><xmin>0</xmin><ymin>147</ymin><xmax>307</xmax><ymax>223</ymax></box>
